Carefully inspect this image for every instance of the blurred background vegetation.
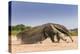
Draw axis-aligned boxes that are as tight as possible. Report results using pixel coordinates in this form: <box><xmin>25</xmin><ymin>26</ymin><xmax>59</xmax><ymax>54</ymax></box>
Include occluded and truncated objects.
<box><xmin>70</xmin><ymin>28</ymin><xmax>78</xmax><ymax>36</ymax></box>
<box><xmin>9</xmin><ymin>24</ymin><xmax>78</xmax><ymax>36</ymax></box>
<box><xmin>9</xmin><ymin>24</ymin><xmax>31</xmax><ymax>36</ymax></box>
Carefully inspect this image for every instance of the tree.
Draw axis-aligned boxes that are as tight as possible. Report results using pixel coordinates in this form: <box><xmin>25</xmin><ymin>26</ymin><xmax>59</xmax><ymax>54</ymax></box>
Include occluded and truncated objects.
<box><xmin>16</xmin><ymin>24</ymin><xmax>25</xmax><ymax>31</ymax></box>
<box><xmin>11</xmin><ymin>24</ymin><xmax>32</xmax><ymax>31</ymax></box>
<box><xmin>11</xmin><ymin>24</ymin><xmax>26</xmax><ymax>31</ymax></box>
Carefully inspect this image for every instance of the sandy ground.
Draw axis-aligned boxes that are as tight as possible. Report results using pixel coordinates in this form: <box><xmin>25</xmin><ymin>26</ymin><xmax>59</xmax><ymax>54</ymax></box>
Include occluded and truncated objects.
<box><xmin>9</xmin><ymin>36</ymin><xmax>78</xmax><ymax>53</ymax></box>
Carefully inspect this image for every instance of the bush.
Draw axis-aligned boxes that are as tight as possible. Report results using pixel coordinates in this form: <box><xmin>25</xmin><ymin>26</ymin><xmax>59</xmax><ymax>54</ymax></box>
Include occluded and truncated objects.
<box><xmin>10</xmin><ymin>24</ymin><xmax>32</xmax><ymax>36</ymax></box>
<box><xmin>70</xmin><ymin>31</ymin><xmax>78</xmax><ymax>36</ymax></box>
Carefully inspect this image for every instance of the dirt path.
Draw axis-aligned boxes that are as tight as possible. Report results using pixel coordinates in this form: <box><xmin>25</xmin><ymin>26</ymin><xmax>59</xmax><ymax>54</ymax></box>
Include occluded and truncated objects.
<box><xmin>10</xmin><ymin>36</ymin><xmax>78</xmax><ymax>53</ymax></box>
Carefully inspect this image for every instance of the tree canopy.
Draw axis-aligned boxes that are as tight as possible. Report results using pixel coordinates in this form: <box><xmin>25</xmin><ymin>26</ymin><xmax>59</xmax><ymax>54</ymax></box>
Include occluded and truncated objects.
<box><xmin>11</xmin><ymin>24</ymin><xmax>31</xmax><ymax>31</ymax></box>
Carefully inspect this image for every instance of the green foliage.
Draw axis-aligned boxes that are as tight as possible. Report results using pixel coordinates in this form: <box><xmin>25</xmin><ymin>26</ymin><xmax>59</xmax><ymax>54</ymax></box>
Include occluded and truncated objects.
<box><xmin>70</xmin><ymin>31</ymin><xmax>78</xmax><ymax>36</ymax></box>
<box><xmin>10</xmin><ymin>24</ymin><xmax>31</xmax><ymax>35</ymax></box>
<box><xmin>11</xmin><ymin>31</ymin><xmax>20</xmax><ymax>36</ymax></box>
<box><xmin>11</xmin><ymin>24</ymin><xmax>26</xmax><ymax>31</ymax></box>
<box><xmin>70</xmin><ymin>28</ymin><xmax>78</xmax><ymax>36</ymax></box>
